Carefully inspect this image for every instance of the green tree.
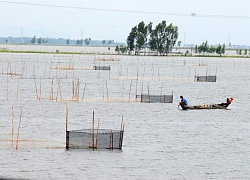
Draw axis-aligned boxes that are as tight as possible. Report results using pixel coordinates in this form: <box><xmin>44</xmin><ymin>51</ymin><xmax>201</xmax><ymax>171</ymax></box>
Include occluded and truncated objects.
<box><xmin>120</xmin><ymin>45</ymin><xmax>127</xmax><ymax>54</ymax></box>
<box><xmin>115</xmin><ymin>45</ymin><xmax>120</xmax><ymax>54</ymax></box>
<box><xmin>221</xmin><ymin>43</ymin><xmax>225</xmax><ymax>55</ymax></box>
<box><xmin>66</xmin><ymin>39</ymin><xmax>70</xmax><ymax>45</ymax></box>
<box><xmin>135</xmin><ymin>21</ymin><xmax>151</xmax><ymax>55</ymax></box>
<box><xmin>204</xmin><ymin>40</ymin><xmax>209</xmax><ymax>53</ymax></box>
<box><xmin>208</xmin><ymin>46</ymin><xmax>216</xmax><ymax>54</ymax></box>
<box><xmin>185</xmin><ymin>50</ymin><xmax>189</xmax><ymax>56</ymax></box>
<box><xmin>37</xmin><ymin>38</ymin><xmax>42</xmax><ymax>44</ymax></box>
<box><xmin>216</xmin><ymin>44</ymin><xmax>222</xmax><ymax>56</ymax></box>
<box><xmin>194</xmin><ymin>45</ymin><xmax>198</xmax><ymax>54</ymax></box>
<box><xmin>84</xmin><ymin>38</ymin><xmax>91</xmax><ymax>45</ymax></box>
<box><xmin>102</xmin><ymin>40</ymin><xmax>106</xmax><ymax>45</ymax></box>
<box><xmin>149</xmin><ymin>21</ymin><xmax>178</xmax><ymax>55</ymax></box>
<box><xmin>239</xmin><ymin>49</ymin><xmax>242</xmax><ymax>55</ymax></box>
<box><xmin>31</xmin><ymin>36</ymin><xmax>36</xmax><ymax>44</ymax></box>
<box><xmin>244</xmin><ymin>49</ymin><xmax>247</xmax><ymax>55</ymax></box>
<box><xmin>108</xmin><ymin>40</ymin><xmax>114</xmax><ymax>45</ymax></box>
<box><xmin>127</xmin><ymin>26</ymin><xmax>137</xmax><ymax>54</ymax></box>
<box><xmin>127</xmin><ymin>21</ymin><xmax>152</xmax><ymax>55</ymax></box>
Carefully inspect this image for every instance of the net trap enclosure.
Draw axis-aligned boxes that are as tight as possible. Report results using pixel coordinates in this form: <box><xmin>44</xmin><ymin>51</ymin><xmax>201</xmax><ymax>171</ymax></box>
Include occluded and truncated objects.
<box><xmin>65</xmin><ymin>106</ymin><xmax>124</xmax><ymax>150</ymax></box>
<box><xmin>136</xmin><ymin>94</ymin><xmax>173</xmax><ymax>103</ymax></box>
<box><xmin>136</xmin><ymin>90</ymin><xmax>173</xmax><ymax>103</ymax></box>
<box><xmin>194</xmin><ymin>68</ymin><xmax>217</xmax><ymax>82</ymax></box>
<box><xmin>195</xmin><ymin>75</ymin><xmax>217</xmax><ymax>82</ymax></box>
<box><xmin>93</xmin><ymin>66</ymin><xmax>111</xmax><ymax>70</ymax></box>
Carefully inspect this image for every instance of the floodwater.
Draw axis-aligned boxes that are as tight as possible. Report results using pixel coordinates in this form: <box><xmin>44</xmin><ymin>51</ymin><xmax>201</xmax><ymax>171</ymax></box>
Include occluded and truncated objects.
<box><xmin>0</xmin><ymin>49</ymin><xmax>249</xmax><ymax>179</ymax></box>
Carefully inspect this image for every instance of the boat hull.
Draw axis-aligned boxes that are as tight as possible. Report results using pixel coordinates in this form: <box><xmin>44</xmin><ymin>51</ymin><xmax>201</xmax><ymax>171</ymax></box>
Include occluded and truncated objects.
<box><xmin>179</xmin><ymin>103</ymin><xmax>229</xmax><ymax>110</ymax></box>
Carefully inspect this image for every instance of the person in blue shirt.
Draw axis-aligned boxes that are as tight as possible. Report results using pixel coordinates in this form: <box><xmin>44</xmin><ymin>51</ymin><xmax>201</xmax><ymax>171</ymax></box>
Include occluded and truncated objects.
<box><xmin>180</xmin><ymin>96</ymin><xmax>188</xmax><ymax>106</ymax></box>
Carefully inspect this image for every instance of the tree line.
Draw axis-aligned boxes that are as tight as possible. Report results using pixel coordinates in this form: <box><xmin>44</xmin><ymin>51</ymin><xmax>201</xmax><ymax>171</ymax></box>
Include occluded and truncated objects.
<box><xmin>194</xmin><ymin>40</ymin><xmax>226</xmax><ymax>56</ymax></box>
<box><xmin>127</xmin><ymin>20</ymin><xmax>178</xmax><ymax>55</ymax></box>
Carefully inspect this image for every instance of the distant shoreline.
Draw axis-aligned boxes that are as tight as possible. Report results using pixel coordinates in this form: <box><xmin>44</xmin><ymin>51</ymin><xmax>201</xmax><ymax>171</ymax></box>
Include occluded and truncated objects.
<box><xmin>0</xmin><ymin>44</ymin><xmax>249</xmax><ymax>58</ymax></box>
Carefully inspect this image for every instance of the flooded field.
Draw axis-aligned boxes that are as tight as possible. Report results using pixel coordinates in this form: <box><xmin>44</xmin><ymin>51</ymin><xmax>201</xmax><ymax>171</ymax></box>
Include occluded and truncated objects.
<box><xmin>0</xmin><ymin>48</ymin><xmax>249</xmax><ymax>179</ymax></box>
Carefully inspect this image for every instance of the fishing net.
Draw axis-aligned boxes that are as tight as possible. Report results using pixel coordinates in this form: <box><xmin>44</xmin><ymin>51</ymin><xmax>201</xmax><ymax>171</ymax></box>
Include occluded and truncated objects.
<box><xmin>136</xmin><ymin>94</ymin><xmax>173</xmax><ymax>103</ymax></box>
<box><xmin>66</xmin><ymin>129</ymin><xmax>124</xmax><ymax>149</ymax></box>
<box><xmin>93</xmin><ymin>66</ymin><xmax>111</xmax><ymax>70</ymax></box>
<box><xmin>195</xmin><ymin>75</ymin><xmax>217</xmax><ymax>82</ymax></box>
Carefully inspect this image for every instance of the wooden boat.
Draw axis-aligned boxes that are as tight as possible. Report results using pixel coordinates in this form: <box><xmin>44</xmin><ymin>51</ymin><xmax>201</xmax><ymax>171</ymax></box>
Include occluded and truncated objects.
<box><xmin>179</xmin><ymin>98</ymin><xmax>233</xmax><ymax>110</ymax></box>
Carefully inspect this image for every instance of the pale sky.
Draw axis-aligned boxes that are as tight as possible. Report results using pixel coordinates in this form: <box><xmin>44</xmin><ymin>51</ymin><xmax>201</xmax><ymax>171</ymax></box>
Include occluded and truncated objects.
<box><xmin>0</xmin><ymin>0</ymin><xmax>249</xmax><ymax>46</ymax></box>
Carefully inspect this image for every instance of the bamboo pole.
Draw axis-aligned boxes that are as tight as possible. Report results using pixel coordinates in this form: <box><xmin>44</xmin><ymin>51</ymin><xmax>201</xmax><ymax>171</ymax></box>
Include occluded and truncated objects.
<box><xmin>56</xmin><ymin>78</ymin><xmax>59</xmax><ymax>102</ymax></box>
<box><xmin>49</xmin><ymin>62</ymin><xmax>52</xmax><ymax>78</ymax></box>
<box><xmin>92</xmin><ymin>111</ymin><xmax>95</xmax><ymax>150</ymax></box>
<box><xmin>128</xmin><ymin>79</ymin><xmax>132</xmax><ymax>102</ymax></box>
<box><xmin>141</xmin><ymin>81</ymin><xmax>144</xmax><ymax>95</ymax></box>
<box><xmin>72</xmin><ymin>60</ymin><xmax>75</xmax><ymax>79</ymax></box>
<box><xmin>39</xmin><ymin>78</ymin><xmax>42</xmax><ymax>101</ymax></box>
<box><xmin>49</xmin><ymin>78</ymin><xmax>54</xmax><ymax>100</ymax></box>
<box><xmin>44</xmin><ymin>64</ymin><xmax>46</xmax><ymax>77</ymax></box>
<box><xmin>111</xmin><ymin>130</ymin><xmax>113</xmax><ymax>150</ymax></box>
<box><xmin>7</xmin><ymin>62</ymin><xmax>9</xmax><ymax>75</ymax></box>
<box><xmin>102</xmin><ymin>84</ymin><xmax>105</xmax><ymax>101</ymax></box>
<box><xmin>194</xmin><ymin>68</ymin><xmax>197</xmax><ymax>82</ymax></box>
<box><xmin>77</xmin><ymin>79</ymin><xmax>80</xmax><ymax>101</ymax></box>
<box><xmin>16</xmin><ymin>78</ymin><xmax>19</xmax><ymax>100</ymax></box>
<box><xmin>6</xmin><ymin>76</ymin><xmax>8</xmax><ymax>101</ymax></box>
<box><xmin>72</xmin><ymin>79</ymin><xmax>74</xmax><ymax>99</ymax></box>
<box><xmin>135</xmin><ymin>78</ymin><xmax>138</xmax><ymax>102</ymax></box>
<box><xmin>10</xmin><ymin>62</ymin><xmax>13</xmax><ymax>78</ymax></box>
<box><xmin>147</xmin><ymin>81</ymin><xmax>150</xmax><ymax>102</ymax></box>
<box><xmin>59</xmin><ymin>79</ymin><xmax>62</xmax><ymax>101</ymax></box>
<box><xmin>160</xmin><ymin>82</ymin><xmax>163</xmax><ymax>102</ymax></box>
<box><xmin>109</xmin><ymin>130</ymin><xmax>112</xmax><ymax>149</ymax></box>
<box><xmin>119</xmin><ymin>116</ymin><xmax>124</xmax><ymax>149</ymax></box>
<box><xmin>106</xmin><ymin>80</ymin><xmax>109</xmax><ymax>102</ymax></box>
<box><xmin>66</xmin><ymin>102</ymin><xmax>68</xmax><ymax>131</ymax></box>
<box><xmin>16</xmin><ymin>109</ymin><xmax>22</xmax><ymax>149</ymax></box>
<box><xmin>12</xmin><ymin>106</ymin><xmax>14</xmax><ymax>146</ymax></box>
<box><xmin>95</xmin><ymin>119</ymin><xmax>100</xmax><ymax>149</ymax></box>
<box><xmin>89</xmin><ymin>128</ymin><xmax>92</xmax><ymax>148</ymax></box>
<box><xmin>66</xmin><ymin>102</ymin><xmax>69</xmax><ymax>149</ymax></box>
<box><xmin>82</xmin><ymin>83</ymin><xmax>86</xmax><ymax>101</ymax></box>
<box><xmin>34</xmin><ymin>78</ymin><xmax>38</xmax><ymax>99</ymax></box>
<box><xmin>33</xmin><ymin>64</ymin><xmax>35</xmax><ymax>78</ymax></box>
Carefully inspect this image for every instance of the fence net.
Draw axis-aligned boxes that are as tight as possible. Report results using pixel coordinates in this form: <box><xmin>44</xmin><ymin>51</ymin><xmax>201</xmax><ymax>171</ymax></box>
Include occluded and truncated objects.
<box><xmin>136</xmin><ymin>94</ymin><xmax>173</xmax><ymax>103</ymax></box>
<box><xmin>93</xmin><ymin>66</ymin><xmax>111</xmax><ymax>70</ymax></box>
<box><xmin>66</xmin><ymin>129</ymin><xmax>124</xmax><ymax>149</ymax></box>
<box><xmin>195</xmin><ymin>75</ymin><xmax>217</xmax><ymax>82</ymax></box>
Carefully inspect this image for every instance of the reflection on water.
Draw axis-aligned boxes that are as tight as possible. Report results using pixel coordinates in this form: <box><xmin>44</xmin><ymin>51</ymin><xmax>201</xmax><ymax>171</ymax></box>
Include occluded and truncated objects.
<box><xmin>0</xmin><ymin>51</ymin><xmax>249</xmax><ymax>179</ymax></box>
